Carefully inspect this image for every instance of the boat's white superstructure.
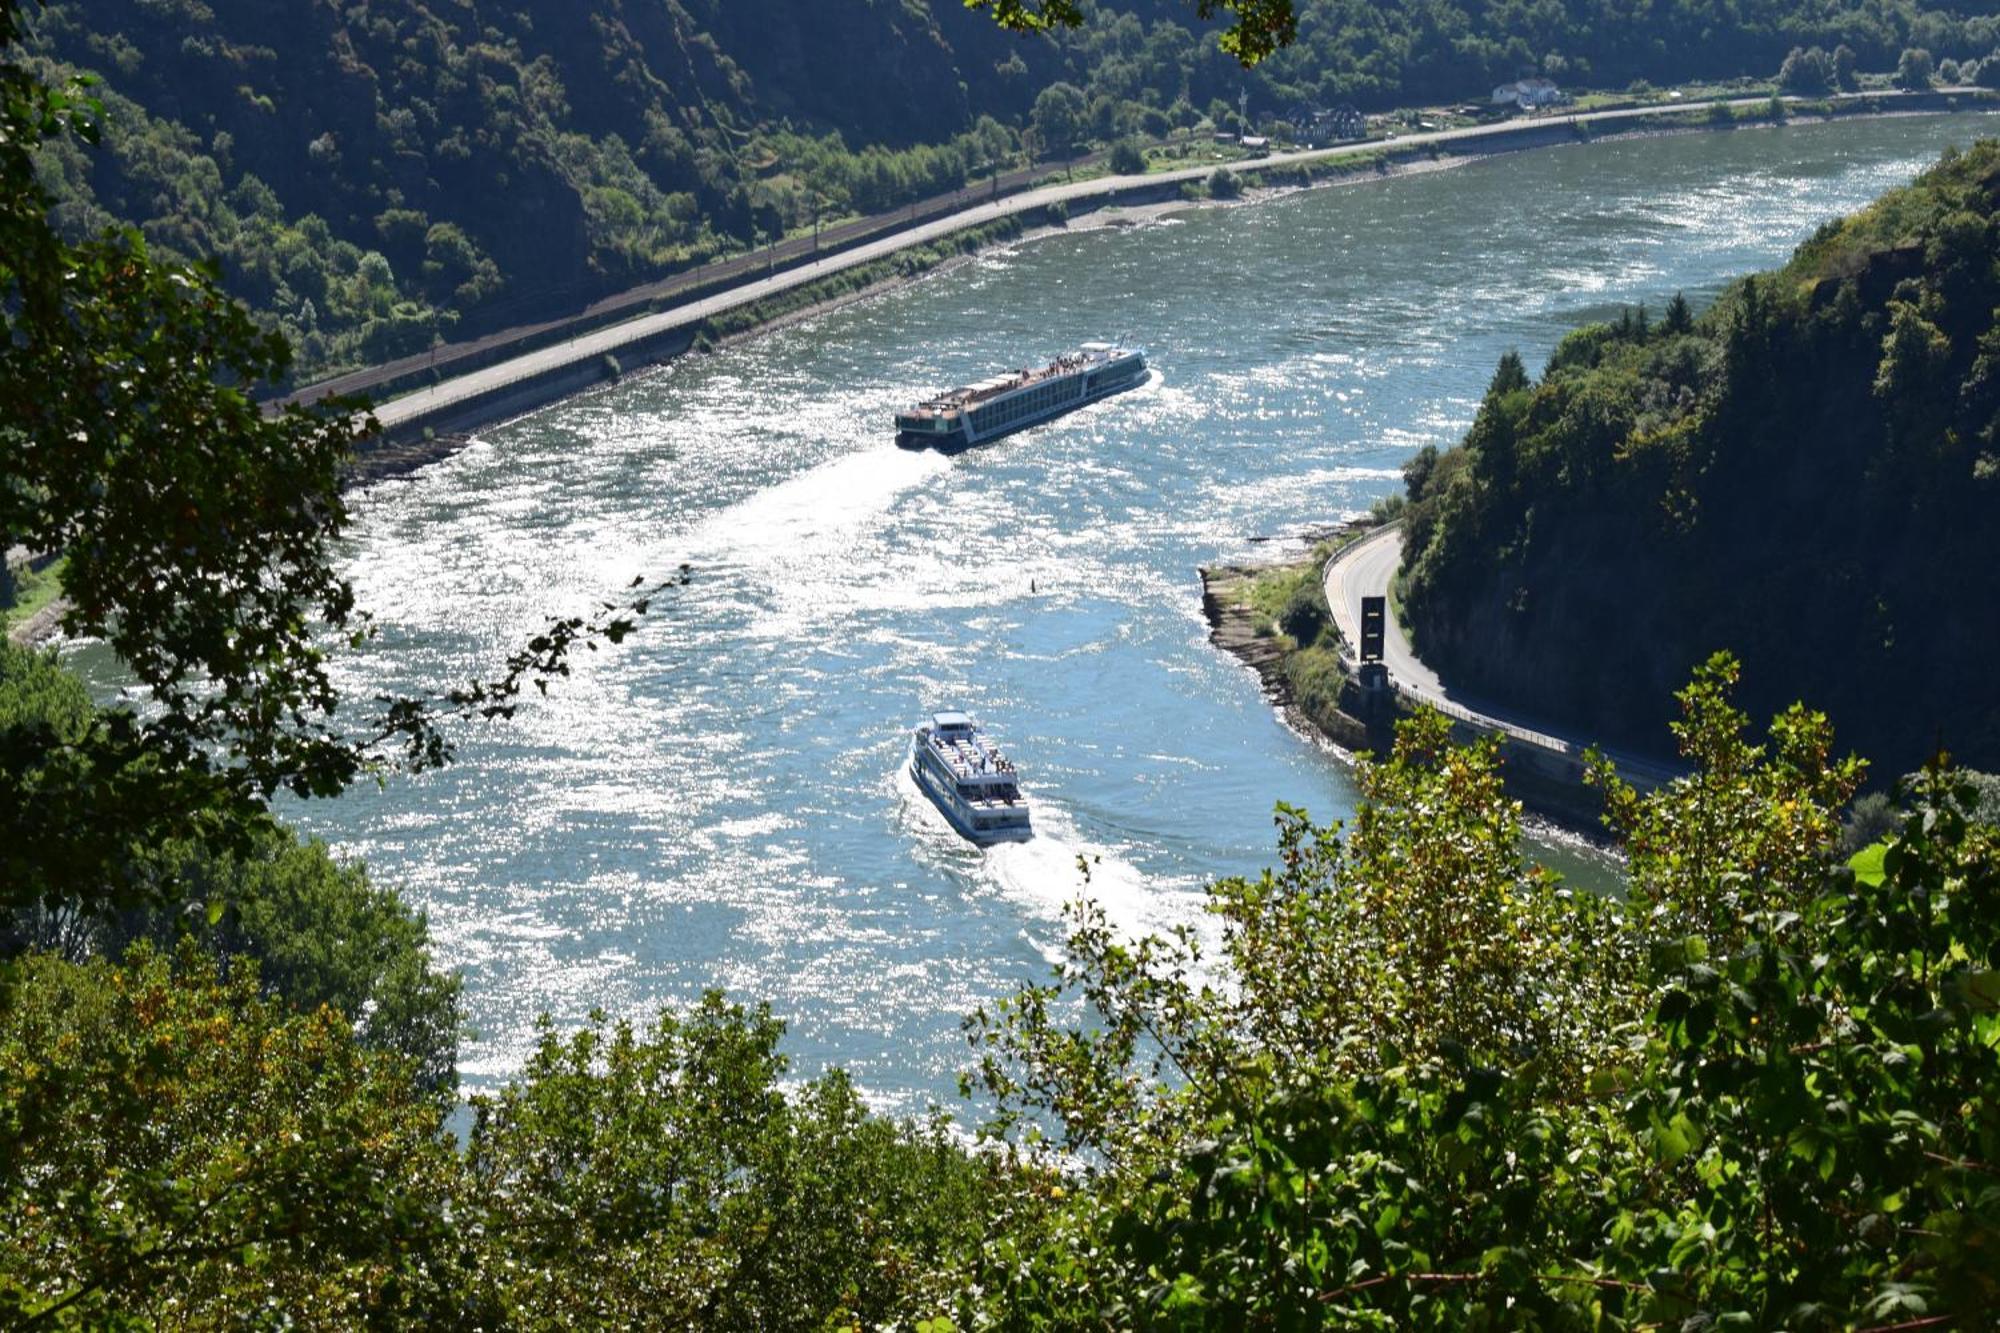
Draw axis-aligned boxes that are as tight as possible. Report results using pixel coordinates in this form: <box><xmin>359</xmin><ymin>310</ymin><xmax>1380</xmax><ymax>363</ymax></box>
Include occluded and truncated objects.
<box><xmin>909</xmin><ymin>710</ymin><xmax>1032</xmax><ymax>843</ymax></box>
<box><xmin>894</xmin><ymin>343</ymin><xmax>1147</xmax><ymax>452</ymax></box>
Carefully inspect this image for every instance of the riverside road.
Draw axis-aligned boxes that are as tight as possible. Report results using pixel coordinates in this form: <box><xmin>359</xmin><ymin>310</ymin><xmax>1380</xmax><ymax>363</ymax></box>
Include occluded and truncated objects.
<box><xmin>334</xmin><ymin>90</ymin><xmax>1967</xmax><ymax>441</ymax></box>
<box><xmin>1326</xmin><ymin>524</ymin><xmax>1680</xmax><ymax>785</ymax></box>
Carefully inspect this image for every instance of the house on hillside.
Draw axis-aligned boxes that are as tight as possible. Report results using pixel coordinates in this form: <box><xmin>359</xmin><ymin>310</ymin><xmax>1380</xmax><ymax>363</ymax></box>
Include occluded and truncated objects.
<box><xmin>1490</xmin><ymin>78</ymin><xmax>1565</xmax><ymax>110</ymax></box>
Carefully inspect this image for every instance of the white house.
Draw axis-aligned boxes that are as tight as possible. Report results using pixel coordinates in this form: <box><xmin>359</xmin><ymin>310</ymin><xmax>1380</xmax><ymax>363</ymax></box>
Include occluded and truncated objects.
<box><xmin>1490</xmin><ymin>78</ymin><xmax>1564</xmax><ymax>109</ymax></box>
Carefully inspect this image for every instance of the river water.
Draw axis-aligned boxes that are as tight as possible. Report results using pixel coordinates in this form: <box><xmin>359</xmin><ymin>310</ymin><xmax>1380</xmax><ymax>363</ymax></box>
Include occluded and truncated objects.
<box><xmin>291</xmin><ymin>113</ymin><xmax>1987</xmax><ymax>1110</ymax></box>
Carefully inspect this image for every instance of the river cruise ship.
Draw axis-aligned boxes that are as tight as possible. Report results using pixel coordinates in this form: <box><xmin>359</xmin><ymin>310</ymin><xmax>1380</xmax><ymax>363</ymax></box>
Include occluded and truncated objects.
<box><xmin>894</xmin><ymin>342</ymin><xmax>1147</xmax><ymax>452</ymax></box>
<box><xmin>909</xmin><ymin>710</ymin><xmax>1032</xmax><ymax>843</ymax></box>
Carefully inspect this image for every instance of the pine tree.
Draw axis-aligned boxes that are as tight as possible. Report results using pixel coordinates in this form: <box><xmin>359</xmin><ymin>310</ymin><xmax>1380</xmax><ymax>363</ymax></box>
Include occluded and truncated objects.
<box><xmin>1663</xmin><ymin>291</ymin><xmax>1693</xmax><ymax>335</ymax></box>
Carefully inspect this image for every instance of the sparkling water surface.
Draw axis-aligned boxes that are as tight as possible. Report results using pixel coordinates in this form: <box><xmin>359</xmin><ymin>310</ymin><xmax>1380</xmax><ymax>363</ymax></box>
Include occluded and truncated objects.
<box><xmin>288</xmin><ymin>115</ymin><xmax>1988</xmax><ymax>1110</ymax></box>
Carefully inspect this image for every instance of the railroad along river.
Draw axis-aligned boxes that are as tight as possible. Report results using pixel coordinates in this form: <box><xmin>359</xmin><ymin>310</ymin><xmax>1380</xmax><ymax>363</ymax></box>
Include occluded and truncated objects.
<box><xmin>285</xmin><ymin>113</ymin><xmax>1986</xmax><ymax>1110</ymax></box>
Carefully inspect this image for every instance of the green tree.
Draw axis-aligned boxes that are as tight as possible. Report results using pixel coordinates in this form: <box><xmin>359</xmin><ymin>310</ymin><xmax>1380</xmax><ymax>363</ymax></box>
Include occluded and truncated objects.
<box><xmin>0</xmin><ymin>946</ymin><xmax>467</xmax><ymax>1327</ymax></box>
<box><xmin>1108</xmin><ymin>137</ymin><xmax>1147</xmax><ymax>175</ymax></box>
<box><xmin>1488</xmin><ymin>347</ymin><xmax>1529</xmax><ymax>395</ymax></box>
<box><xmin>1278</xmin><ymin>575</ymin><xmax>1329</xmax><ymax>645</ymax></box>
<box><xmin>0</xmin><ymin>12</ymin><xmax>671</xmax><ymax>917</ymax></box>
<box><xmin>967</xmin><ymin>708</ymin><xmax>1635</xmax><ymax>1169</ymax></box>
<box><xmin>4</xmin><ymin>625</ymin><xmax>460</xmax><ymax>1096</ymax></box>
<box><xmin>132</xmin><ymin>824</ymin><xmax>464</xmax><ymax>1094</ymax></box>
<box><xmin>968</xmin><ymin>665</ymin><xmax>2000</xmax><ymax>1329</ymax></box>
<box><xmin>1592</xmin><ymin>652</ymin><xmax>1863</xmax><ymax>954</ymax></box>
<box><xmin>463</xmin><ymin>995</ymin><xmax>992</xmax><ymax>1328</ymax></box>
<box><xmin>2</xmin><ymin>26</ymin><xmax>367</xmax><ymax>894</ymax></box>
<box><xmin>1777</xmin><ymin>45</ymin><xmax>1833</xmax><ymax>94</ymax></box>
<box><xmin>1031</xmin><ymin>81</ymin><xmax>1088</xmax><ymax>158</ymax></box>
<box><xmin>1662</xmin><ymin>289</ymin><xmax>1693</xmax><ymax>334</ymax></box>
<box><xmin>1896</xmin><ymin>46</ymin><xmax>1936</xmax><ymax>89</ymax></box>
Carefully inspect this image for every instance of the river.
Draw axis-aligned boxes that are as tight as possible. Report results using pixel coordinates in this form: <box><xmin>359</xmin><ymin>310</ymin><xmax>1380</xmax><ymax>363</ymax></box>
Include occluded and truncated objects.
<box><xmin>290</xmin><ymin>112</ymin><xmax>1989</xmax><ymax>1111</ymax></box>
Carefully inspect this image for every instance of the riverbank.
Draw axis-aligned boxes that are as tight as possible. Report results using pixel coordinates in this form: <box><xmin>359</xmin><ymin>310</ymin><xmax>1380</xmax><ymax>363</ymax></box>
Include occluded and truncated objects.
<box><xmin>343</xmin><ymin>89</ymin><xmax>1997</xmax><ymax>465</ymax></box>
<box><xmin>1199</xmin><ymin>527</ymin><xmax>1375</xmax><ymax>755</ymax></box>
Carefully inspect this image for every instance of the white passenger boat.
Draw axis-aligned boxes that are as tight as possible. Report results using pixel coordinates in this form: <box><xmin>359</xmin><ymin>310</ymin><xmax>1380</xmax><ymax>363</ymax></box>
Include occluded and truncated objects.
<box><xmin>909</xmin><ymin>710</ymin><xmax>1033</xmax><ymax>844</ymax></box>
<box><xmin>894</xmin><ymin>342</ymin><xmax>1147</xmax><ymax>452</ymax></box>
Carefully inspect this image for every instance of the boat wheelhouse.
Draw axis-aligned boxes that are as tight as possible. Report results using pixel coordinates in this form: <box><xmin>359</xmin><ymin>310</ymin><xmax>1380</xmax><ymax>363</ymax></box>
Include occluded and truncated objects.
<box><xmin>909</xmin><ymin>710</ymin><xmax>1032</xmax><ymax>844</ymax></box>
<box><xmin>894</xmin><ymin>343</ymin><xmax>1147</xmax><ymax>452</ymax></box>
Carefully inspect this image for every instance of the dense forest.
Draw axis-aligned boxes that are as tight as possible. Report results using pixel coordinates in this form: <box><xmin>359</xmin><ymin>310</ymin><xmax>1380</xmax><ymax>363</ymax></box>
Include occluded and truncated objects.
<box><xmin>1399</xmin><ymin>140</ymin><xmax>2000</xmax><ymax>774</ymax></box>
<box><xmin>22</xmin><ymin>0</ymin><xmax>2000</xmax><ymax>383</ymax></box>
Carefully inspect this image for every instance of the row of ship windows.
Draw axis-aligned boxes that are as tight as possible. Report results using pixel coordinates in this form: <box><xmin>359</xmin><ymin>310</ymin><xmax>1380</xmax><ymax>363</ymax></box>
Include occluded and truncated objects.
<box><xmin>972</xmin><ymin>379</ymin><xmax>1083</xmax><ymax>426</ymax></box>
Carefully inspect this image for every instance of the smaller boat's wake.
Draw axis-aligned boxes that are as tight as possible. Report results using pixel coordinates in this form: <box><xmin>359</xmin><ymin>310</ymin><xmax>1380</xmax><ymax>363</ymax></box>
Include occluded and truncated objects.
<box><xmin>893</xmin><ymin>760</ymin><xmax>1182</xmax><ymax>962</ymax></box>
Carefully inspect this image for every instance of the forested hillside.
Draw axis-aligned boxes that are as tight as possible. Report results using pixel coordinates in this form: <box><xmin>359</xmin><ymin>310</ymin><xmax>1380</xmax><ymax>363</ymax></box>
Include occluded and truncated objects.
<box><xmin>23</xmin><ymin>0</ymin><xmax>2000</xmax><ymax>384</ymax></box>
<box><xmin>1400</xmin><ymin>140</ymin><xmax>2000</xmax><ymax>774</ymax></box>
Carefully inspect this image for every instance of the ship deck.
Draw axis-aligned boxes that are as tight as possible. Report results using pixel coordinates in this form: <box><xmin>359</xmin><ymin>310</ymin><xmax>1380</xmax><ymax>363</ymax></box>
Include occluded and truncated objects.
<box><xmin>906</xmin><ymin>345</ymin><xmax>1131</xmax><ymax>419</ymax></box>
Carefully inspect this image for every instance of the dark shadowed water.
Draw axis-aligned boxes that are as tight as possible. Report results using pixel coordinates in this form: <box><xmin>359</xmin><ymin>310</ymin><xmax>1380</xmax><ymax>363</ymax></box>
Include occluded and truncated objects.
<box><xmin>280</xmin><ymin>114</ymin><xmax>1987</xmax><ymax>1110</ymax></box>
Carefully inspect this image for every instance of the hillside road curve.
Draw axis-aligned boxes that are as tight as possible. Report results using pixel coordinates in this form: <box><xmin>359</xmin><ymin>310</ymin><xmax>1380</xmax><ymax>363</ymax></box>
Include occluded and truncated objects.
<box><xmin>1325</xmin><ymin>524</ymin><xmax>1680</xmax><ymax>784</ymax></box>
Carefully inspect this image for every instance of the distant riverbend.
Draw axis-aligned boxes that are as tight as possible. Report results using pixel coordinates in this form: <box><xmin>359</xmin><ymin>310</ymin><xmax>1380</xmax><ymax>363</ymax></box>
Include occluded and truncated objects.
<box><xmin>265</xmin><ymin>113</ymin><xmax>1987</xmax><ymax>1118</ymax></box>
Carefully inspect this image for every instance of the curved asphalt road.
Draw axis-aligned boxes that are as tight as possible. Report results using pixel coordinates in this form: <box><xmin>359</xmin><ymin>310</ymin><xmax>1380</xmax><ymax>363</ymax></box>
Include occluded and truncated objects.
<box><xmin>1326</xmin><ymin>525</ymin><xmax>1680</xmax><ymax>784</ymax></box>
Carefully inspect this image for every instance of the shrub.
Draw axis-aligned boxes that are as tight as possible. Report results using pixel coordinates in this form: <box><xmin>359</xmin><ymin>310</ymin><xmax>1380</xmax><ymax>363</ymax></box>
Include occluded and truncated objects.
<box><xmin>1897</xmin><ymin>46</ymin><xmax>1936</xmax><ymax>90</ymax></box>
<box><xmin>1778</xmin><ymin>45</ymin><xmax>1834</xmax><ymax>94</ymax></box>
<box><xmin>1278</xmin><ymin>577</ymin><xmax>1330</xmax><ymax>647</ymax></box>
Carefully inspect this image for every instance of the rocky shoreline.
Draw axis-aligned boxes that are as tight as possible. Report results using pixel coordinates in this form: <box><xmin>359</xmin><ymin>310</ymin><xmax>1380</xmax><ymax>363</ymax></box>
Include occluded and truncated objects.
<box><xmin>1197</xmin><ymin>529</ymin><xmax>1377</xmax><ymax>757</ymax></box>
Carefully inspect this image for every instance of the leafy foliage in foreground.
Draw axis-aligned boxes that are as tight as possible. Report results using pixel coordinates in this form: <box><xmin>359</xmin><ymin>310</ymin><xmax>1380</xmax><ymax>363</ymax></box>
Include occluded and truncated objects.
<box><xmin>1401</xmin><ymin>140</ymin><xmax>2000</xmax><ymax>773</ymax></box>
<box><xmin>461</xmin><ymin>998</ymin><xmax>998</xmax><ymax>1330</ymax></box>
<box><xmin>966</xmin><ymin>659</ymin><xmax>1999</xmax><ymax>1329</ymax></box>
<box><xmin>0</xmin><ymin>956</ymin><xmax>1009</xmax><ymax>1331</ymax></box>
<box><xmin>2</xmin><ymin>643</ymin><xmax>464</xmax><ymax>1096</ymax></box>
<box><xmin>3</xmin><ymin>660</ymin><xmax>1996</xmax><ymax>1327</ymax></box>
<box><xmin>0</xmin><ymin>946</ymin><xmax>466</xmax><ymax>1328</ymax></box>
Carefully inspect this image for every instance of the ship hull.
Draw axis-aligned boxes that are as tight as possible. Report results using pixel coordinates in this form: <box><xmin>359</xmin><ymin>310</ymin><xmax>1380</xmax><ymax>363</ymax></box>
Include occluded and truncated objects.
<box><xmin>910</xmin><ymin>752</ymin><xmax>1032</xmax><ymax>844</ymax></box>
